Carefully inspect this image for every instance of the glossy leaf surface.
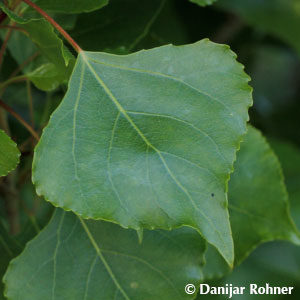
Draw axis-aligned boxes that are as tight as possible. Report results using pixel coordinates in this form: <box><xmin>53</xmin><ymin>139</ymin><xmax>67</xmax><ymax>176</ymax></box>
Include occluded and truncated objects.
<box><xmin>32</xmin><ymin>40</ymin><xmax>252</xmax><ymax>266</ymax></box>
<box><xmin>0</xmin><ymin>130</ymin><xmax>20</xmax><ymax>177</ymax></box>
<box><xmin>4</xmin><ymin>209</ymin><xmax>205</xmax><ymax>300</ymax></box>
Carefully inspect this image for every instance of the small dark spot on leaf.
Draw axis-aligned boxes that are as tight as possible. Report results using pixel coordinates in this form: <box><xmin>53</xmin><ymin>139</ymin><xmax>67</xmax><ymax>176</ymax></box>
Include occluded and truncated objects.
<box><xmin>211</xmin><ymin>193</ymin><xmax>214</xmax><ymax>197</ymax></box>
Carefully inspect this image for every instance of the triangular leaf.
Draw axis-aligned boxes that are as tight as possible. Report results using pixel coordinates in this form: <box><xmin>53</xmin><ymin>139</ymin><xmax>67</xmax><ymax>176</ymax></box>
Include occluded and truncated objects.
<box><xmin>0</xmin><ymin>130</ymin><xmax>20</xmax><ymax>177</ymax></box>
<box><xmin>33</xmin><ymin>40</ymin><xmax>252</xmax><ymax>265</ymax></box>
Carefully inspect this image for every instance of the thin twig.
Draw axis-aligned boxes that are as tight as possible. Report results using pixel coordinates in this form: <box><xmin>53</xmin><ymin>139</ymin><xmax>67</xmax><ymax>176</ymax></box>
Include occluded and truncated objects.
<box><xmin>0</xmin><ymin>24</ymin><xmax>14</xmax><ymax>70</ymax></box>
<box><xmin>26</xmin><ymin>80</ymin><xmax>34</xmax><ymax>128</ymax></box>
<box><xmin>26</xmin><ymin>79</ymin><xmax>35</xmax><ymax>148</ymax></box>
<box><xmin>0</xmin><ymin>24</ymin><xmax>27</xmax><ymax>33</ymax></box>
<box><xmin>0</xmin><ymin>99</ymin><xmax>39</xmax><ymax>141</ymax></box>
<box><xmin>2</xmin><ymin>173</ymin><xmax>20</xmax><ymax>235</ymax></box>
<box><xmin>0</xmin><ymin>75</ymin><xmax>28</xmax><ymax>92</ymax></box>
<box><xmin>0</xmin><ymin>108</ymin><xmax>10</xmax><ymax>134</ymax></box>
<box><xmin>22</xmin><ymin>0</ymin><xmax>82</xmax><ymax>53</ymax></box>
<box><xmin>0</xmin><ymin>0</ymin><xmax>22</xmax><ymax>24</ymax></box>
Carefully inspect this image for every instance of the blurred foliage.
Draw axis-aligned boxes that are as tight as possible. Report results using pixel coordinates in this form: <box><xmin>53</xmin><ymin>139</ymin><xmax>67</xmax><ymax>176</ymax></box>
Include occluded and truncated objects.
<box><xmin>218</xmin><ymin>0</ymin><xmax>300</xmax><ymax>55</ymax></box>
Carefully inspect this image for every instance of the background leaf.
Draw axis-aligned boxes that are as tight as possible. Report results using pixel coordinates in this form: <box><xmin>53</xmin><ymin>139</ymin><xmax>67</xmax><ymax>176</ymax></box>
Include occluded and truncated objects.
<box><xmin>0</xmin><ymin>4</ymin><xmax>74</xmax><ymax>91</ymax></box>
<box><xmin>4</xmin><ymin>209</ymin><xmax>206</xmax><ymax>300</ymax></box>
<box><xmin>228</xmin><ymin>126</ymin><xmax>300</xmax><ymax>264</ymax></box>
<box><xmin>199</xmin><ymin>126</ymin><xmax>300</xmax><ymax>281</ymax></box>
<box><xmin>70</xmin><ymin>0</ymin><xmax>191</xmax><ymax>54</ymax></box>
<box><xmin>0</xmin><ymin>130</ymin><xmax>20</xmax><ymax>177</ymax></box>
<box><xmin>218</xmin><ymin>0</ymin><xmax>300</xmax><ymax>56</ymax></box>
<box><xmin>190</xmin><ymin>0</ymin><xmax>217</xmax><ymax>7</ymax></box>
<box><xmin>31</xmin><ymin>0</ymin><xmax>109</xmax><ymax>14</ymax></box>
<box><xmin>198</xmin><ymin>241</ymin><xmax>300</xmax><ymax>300</ymax></box>
<box><xmin>32</xmin><ymin>40</ymin><xmax>252</xmax><ymax>265</ymax></box>
<box><xmin>270</xmin><ymin>139</ymin><xmax>300</xmax><ymax>230</ymax></box>
<box><xmin>70</xmin><ymin>0</ymin><xmax>167</xmax><ymax>54</ymax></box>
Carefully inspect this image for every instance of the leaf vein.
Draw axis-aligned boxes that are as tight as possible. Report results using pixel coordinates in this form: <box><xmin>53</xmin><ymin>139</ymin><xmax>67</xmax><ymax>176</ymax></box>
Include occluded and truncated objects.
<box><xmin>101</xmin><ymin>249</ymin><xmax>181</xmax><ymax>298</ymax></box>
<box><xmin>79</xmin><ymin>217</ymin><xmax>131</xmax><ymax>300</ymax></box>
<box><xmin>83</xmin><ymin>254</ymin><xmax>98</xmax><ymax>300</ymax></box>
<box><xmin>87</xmin><ymin>56</ymin><xmax>241</xmax><ymax>124</ymax></box>
<box><xmin>127</xmin><ymin>110</ymin><xmax>227</xmax><ymax>165</ymax></box>
<box><xmin>51</xmin><ymin>211</ymin><xmax>65</xmax><ymax>300</ymax></box>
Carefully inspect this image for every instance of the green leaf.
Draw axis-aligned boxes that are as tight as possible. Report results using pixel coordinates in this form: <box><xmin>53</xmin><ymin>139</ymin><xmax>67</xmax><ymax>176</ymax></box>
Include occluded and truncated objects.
<box><xmin>32</xmin><ymin>0</ymin><xmax>109</xmax><ymax>14</ymax></box>
<box><xmin>0</xmin><ymin>4</ymin><xmax>74</xmax><ymax>90</ymax></box>
<box><xmin>4</xmin><ymin>209</ymin><xmax>206</xmax><ymax>300</ymax></box>
<box><xmin>6</xmin><ymin>128</ymin><xmax>298</xmax><ymax>299</ymax></box>
<box><xmin>199</xmin><ymin>126</ymin><xmax>300</xmax><ymax>277</ymax></box>
<box><xmin>270</xmin><ymin>139</ymin><xmax>300</xmax><ymax>230</ymax></box>
<box><xmin>218</xmin><ymin>0</ymin><xmax>300</xmax><ymax>55</ymax></box>
<box><xmin>32</xmin><ymin>40</ymin><xmax>252</xmax><ymax>266</ymax></box>
<box><xmin>70</xmin><ymin>0</ymin><xmax>191</xmax><ymax>54</ymax></box>
<box><xmin>134</xmin><ymin>0</ymin><xmax>191</xmax><ymax>51</ymax></box>
<box><xmin>190</xmin><ymin>0</ymin><xmax>217</xmax><ymax>6</ymax></box>
<box><xmin>202</xmin><ymin>244</ymin><xmax>230</xmax><ymax>281</ymax></box>
<box><xmin>27</xmin><ymin>63</ymin><xmax>63</xmax><ymax>91</ymax></box>
<box><xmin>0</xmin><ymin>130</ymin><xmax>20</xmax><ymax>177</ymax></box>
<box><xmin>0</xmin><ymin>29</ymin><xmax>54</xmax><ymax>91</ymax></box>
<box><xmin>0</xmin><ymin>28</ymin><xmax>37</xmax><ymax>67</ymax></box>
<box><xmin>70</xmin><ymin>0</ymin><xmax>167</xmax><ymax>54</ymax></box>
<box><xmin>228</xmin><ymin>126</ymin><xmax>300</xmax><ymax>264</ymax></box>
<box><xmin>202</xmin><ymin>241</ymin><xmax>300</xmax><ymax>300</ymax></box>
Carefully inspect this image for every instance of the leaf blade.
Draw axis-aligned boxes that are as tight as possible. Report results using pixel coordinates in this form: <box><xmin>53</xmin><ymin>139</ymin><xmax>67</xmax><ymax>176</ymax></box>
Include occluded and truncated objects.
<box><xmin>229</xmin><ymin>126</ymin><xmax>300</xmax><ymax>264</ymax></box>
<box><xmin>0</xmin><ymin>130</ymin><xmax>20</xmax><ymax>177</ymax></box>
<box><xmin>33</xmin><ymin>40</ymin><xmax>252</xmax><ymax>265</ymax></box>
